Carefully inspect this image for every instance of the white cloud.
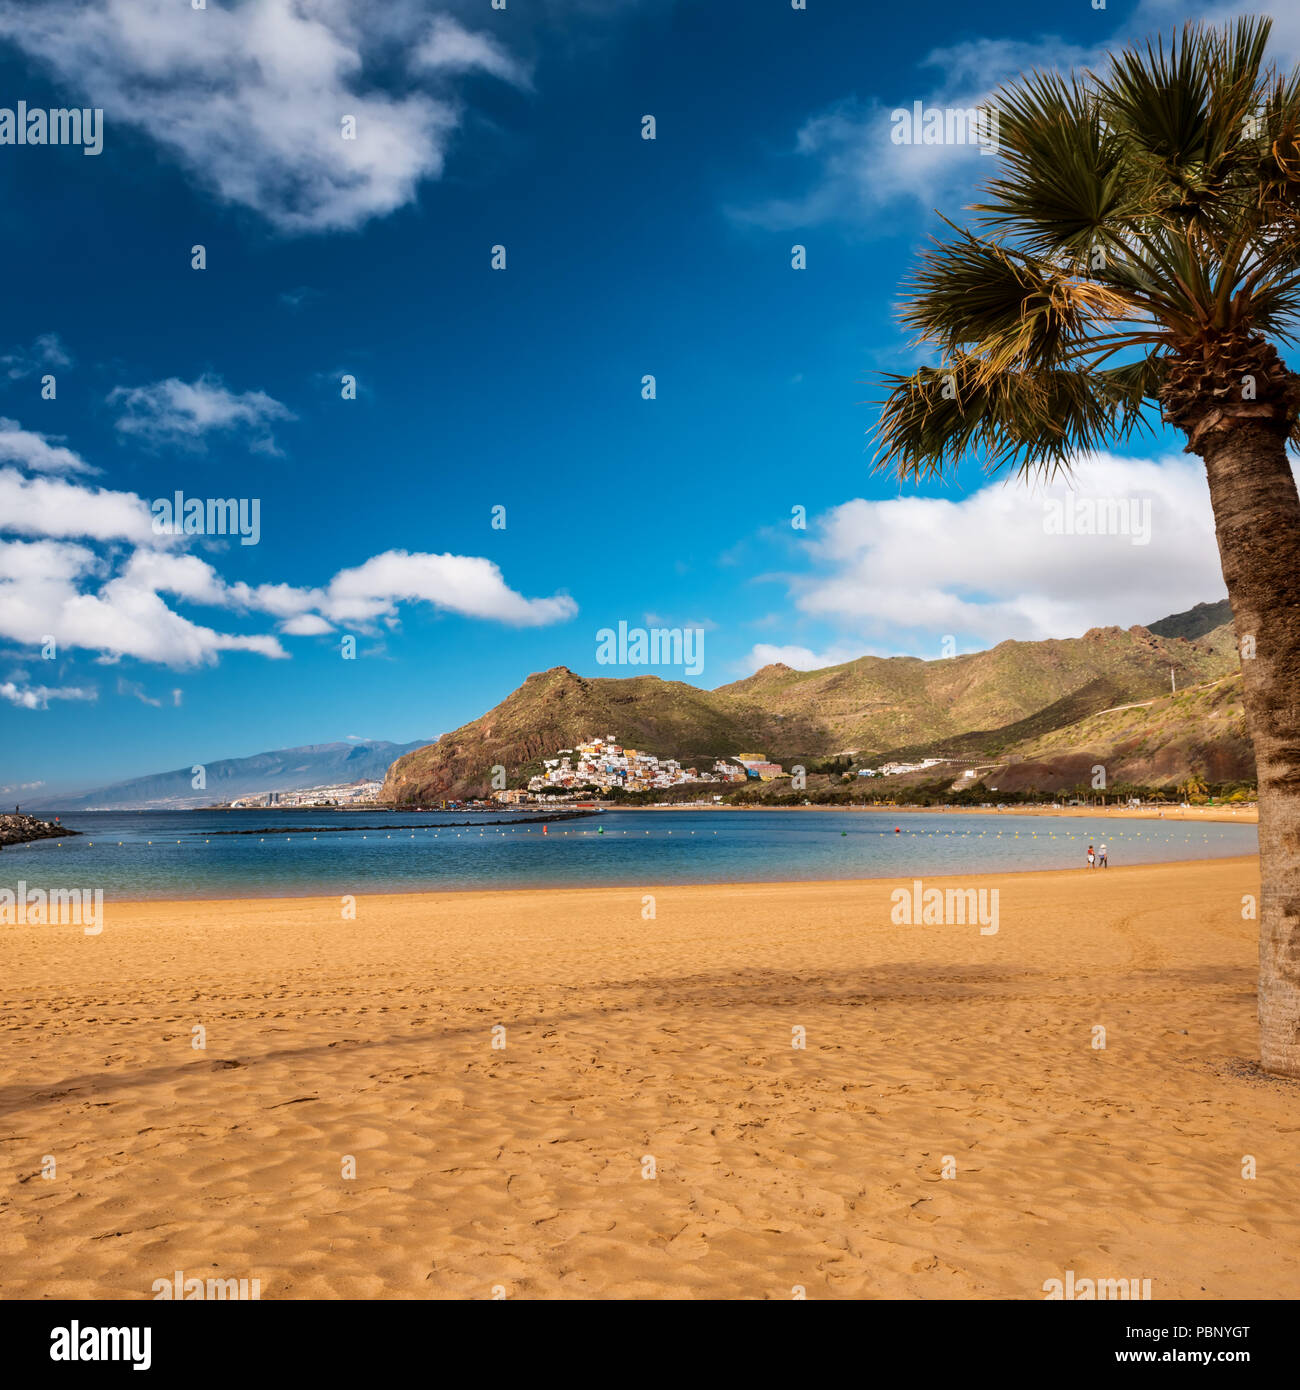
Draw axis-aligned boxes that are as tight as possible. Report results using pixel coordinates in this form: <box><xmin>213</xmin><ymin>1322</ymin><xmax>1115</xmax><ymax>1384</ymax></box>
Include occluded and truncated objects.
<box><xmin>0</xmin><ymin>433</ymin><xmax>579</xmax><ymax>669</ymax></box>
<box><xmin>319</xmin><ymin>550</ymin><xmax>579</xmax><ymax>627</ymax></box>
<box><xmin>115</xmin><ymin>546</ymin><xmax>577</xmax><ymax>630</ymax></box>
<box><xmin>0</xmin><ymin>0</ymin><xmax>529</xmax><ymax>234</ymax></box>
<box><xmin>1</xmin><ymin>332</ymin><xmax>72</xmax><ymax>381</ymax></box>
<box><xmin>1</xmin><ymin>679</ymin><xmax>97</xmax><ymax>710</ymax></box>
<box><xmin>109</xmin><ymin>375</ymin><xmax>295</xmax><ymax>454</ymax></box>
<box><xmin>0</xmin><ymin>467</ymin><xmax>155</xmax><ymax>542</ymax></box>
<box><xmin>225</xmin><ymin>580</ymin><xmax>321</xmax><ymax>620</ymax></box>
<box><xmin>279</xmin><ymin>613</ymin><xmax>335</xmax><ymax>636</ymax></box>
<box><xmin>728</xmin><ymin>98</ymin><xmax>997</xmax><ymax>230</ymax></box>
<box><xmin>414</xmin><ymin>14</ymin><xmax>531</xmax><ymax>87</ymax></box>
<box><xmin>0</xmin><ymin>537</ymin><xmax>289</xmax><ymax>669</ymax></box>
<box><xmin>119</xmin><ymin>551</ymin><xmax>235</xmax><ymax>607</ymax></box>
<box><xmin>1130</xmin><ymin>2</ymin><xmax>1300</xmax><ymax>66</ymax></box>
<box><xmin>733</xmin><ymin>4</ymin><xmax>1300</xmax><ymax>231</ymax></box>
<box><xmin>743</xmin><ymin>453</ymin><xmax>1239</xmax><ymax>671</ymax></box>
<box><xmin>115</xmin><ymin>676</ymin><xmax>161</xmax><ymax>707</ymax></box>
<box><xmin>0</xmin><ymin>419</ymin><xmax>95</xmax><ymax>475</ymax></box>
<box><xmin>745</xmin><ymin>640</ymin><xmax>891</xmax><ymax>673</ymax></box>
<box><xmin>728</xmin><ymin>42</ymin><xmax>1089</xmax><ymax>231</ymax></box>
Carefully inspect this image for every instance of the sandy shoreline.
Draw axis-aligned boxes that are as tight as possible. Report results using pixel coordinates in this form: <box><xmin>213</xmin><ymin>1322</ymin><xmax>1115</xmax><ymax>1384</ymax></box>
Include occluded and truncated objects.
<box><xmin>4</xmin><ymin>855</ymin><xmax>1297</xmax><ymax>1300</ymax></box>
<box><xmin>627</xmin><ymin>803</ymin><xmax>1259</xmax><ymax>824</ymax></box>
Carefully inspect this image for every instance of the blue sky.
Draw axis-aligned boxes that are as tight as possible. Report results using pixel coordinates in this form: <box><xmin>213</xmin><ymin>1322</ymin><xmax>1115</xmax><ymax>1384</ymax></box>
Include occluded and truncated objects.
<box><xmin>0</xmin><ymin>0</ymin><xmax>1274</xmax><ymax>797</ymax></box>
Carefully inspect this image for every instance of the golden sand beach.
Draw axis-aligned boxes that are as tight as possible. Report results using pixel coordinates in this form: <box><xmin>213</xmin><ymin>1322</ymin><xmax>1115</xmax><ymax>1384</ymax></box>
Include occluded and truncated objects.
<box><xmin>640</xmin><ymin>803</ymin><xmax>1259</xmax><ymax>824</ymax></box>
<box><xmin>3</xmin><ymin>857</ymin><xmax>1297</xmax><ymax>1300</ymax></box>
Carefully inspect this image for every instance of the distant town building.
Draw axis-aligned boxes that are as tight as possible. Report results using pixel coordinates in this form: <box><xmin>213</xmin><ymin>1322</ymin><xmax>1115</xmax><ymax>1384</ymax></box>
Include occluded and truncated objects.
<box><xmin>733</xmin><ymin>755</ymin><xmax>785</xmax><ymax>781</ymax></box>
<box><xmin>877</xmin><ymin>758</ymin><xmax>943</xmax><ymax>777</ymax></box>
<box><xmin>523</xmin><ymin>736</ymin><xmax>725</xmax><ymax>798</ymax></box>
<box><xmin>229</xmin><ymin>779</ymin><xmax>383</xmax><ymax>808</ymax></box>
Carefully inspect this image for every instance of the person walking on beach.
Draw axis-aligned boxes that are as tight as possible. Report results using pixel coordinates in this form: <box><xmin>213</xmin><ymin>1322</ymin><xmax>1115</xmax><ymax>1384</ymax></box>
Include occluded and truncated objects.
<box><xmin>1087</xmin><ymin>843</ymin><xmax>1095</xmax><ymax>868</ymax></box>
<box><xmin>1099</xmin><ymin>843</ymin><xmax>1108</xmax><ymax>868</ymax></box>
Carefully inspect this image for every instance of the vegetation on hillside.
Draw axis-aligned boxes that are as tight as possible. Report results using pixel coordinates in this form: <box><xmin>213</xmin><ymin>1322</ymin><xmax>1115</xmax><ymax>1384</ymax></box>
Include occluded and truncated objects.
<box><xmin>382</xmin><ymin>611</ymin><xmax>1241</xmax><ymax>805</ymax></box>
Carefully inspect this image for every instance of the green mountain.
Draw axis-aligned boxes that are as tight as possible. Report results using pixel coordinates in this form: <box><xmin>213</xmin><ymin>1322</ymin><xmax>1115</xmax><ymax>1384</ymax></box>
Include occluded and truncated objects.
<box><xmin>987</xmin><ymin>671</ymin><xmax>1252</xmax><ymax>793</ymax></box>
<box><xmin>715</xmin><ymin>622</ymin><xmax>1234</xmax><ymax>758</ymax></box>
<box><xmin>1146</xmin><ymin>598</ymin><xmax>1233</xmax><ymax>642</ymax></box>
<box><xmin>382</xmin><ymin>604</ymin><xmax>1243</xmax><ymax>803</ymax></box>
<box><xmin>382</xmin><ymin>666</ymin><xmax>825</xmax><ymax>803</ymax></box>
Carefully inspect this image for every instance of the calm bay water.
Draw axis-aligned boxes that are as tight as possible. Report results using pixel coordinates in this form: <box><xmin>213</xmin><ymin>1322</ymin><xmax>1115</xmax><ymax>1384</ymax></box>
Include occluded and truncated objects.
<box><xmin>4</xmin><ymin>807</ymin><xmax>1259</xmax><ymax>900</ymax></box>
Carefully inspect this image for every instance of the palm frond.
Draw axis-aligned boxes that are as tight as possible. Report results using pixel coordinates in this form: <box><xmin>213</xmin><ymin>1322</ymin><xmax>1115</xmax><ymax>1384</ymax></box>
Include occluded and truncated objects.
<box><xmin>973</xmin><ymin>71</ymin><xmax>1142</xmax><ymax>258</ymax></box>
<box><xmin>871</xmin><ymin>356</ymin><xmax>1154</xmax><ymax>482</ymax></box>
<box><xmin>899</xmin><ymin>229</ymin><xmax>1133</xmax><ymax>378</ymax></box>
<box><xmin>873</xmin><ymin>16</ymin><xmax>1300</xmax><ymax>483</ymax></box>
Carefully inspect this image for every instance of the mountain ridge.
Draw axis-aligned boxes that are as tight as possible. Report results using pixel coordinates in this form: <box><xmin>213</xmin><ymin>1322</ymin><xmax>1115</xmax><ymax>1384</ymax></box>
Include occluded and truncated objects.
<box><xmin>382</xmin><ymin>604</ymin><xmax>1244</xmax><ymax>803</ymax></box>
<box><xmin>45</xmin><ymin>739</ymin><xmax>434</xmax><ymax>811</ymax></box>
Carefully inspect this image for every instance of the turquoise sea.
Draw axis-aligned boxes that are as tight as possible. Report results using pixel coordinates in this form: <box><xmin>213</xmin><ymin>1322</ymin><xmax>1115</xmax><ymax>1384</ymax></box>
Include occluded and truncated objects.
<box><xmin>4</xmin><ymin>807</ymin><xmax>1260</xmax><ymax>900</ymax></box>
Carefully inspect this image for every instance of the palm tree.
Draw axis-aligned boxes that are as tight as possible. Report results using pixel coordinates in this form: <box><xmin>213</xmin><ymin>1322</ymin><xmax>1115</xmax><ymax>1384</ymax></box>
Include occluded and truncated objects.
<box><xmin>873</xmin><ymin>17</ymin><xmax>1300</xmax><ymax>1075</ymax></box>
<box><xmin>1178</xmin><ymin>772</ymin><xmax>1209</xmax><ymax>801</ymax></box>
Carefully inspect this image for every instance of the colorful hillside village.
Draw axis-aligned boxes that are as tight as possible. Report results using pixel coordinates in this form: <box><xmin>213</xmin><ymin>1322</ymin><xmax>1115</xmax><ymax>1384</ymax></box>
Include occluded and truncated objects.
<box><xmin>515</xmin><ymin>736</ymin><xmax>786</xmax><ymax>800</ymax></box>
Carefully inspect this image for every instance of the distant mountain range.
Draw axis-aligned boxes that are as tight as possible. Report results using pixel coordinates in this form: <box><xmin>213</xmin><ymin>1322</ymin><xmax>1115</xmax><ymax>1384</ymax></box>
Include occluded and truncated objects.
<box><xmin>36</xmin><ymin>602</ymin><xmax>1247</xmax><ymax>812</ymax></box>
<box><xmin>47</xmin><ymin>739</ymin><xmax>432</xmax><ymax>811</ymax></box>
<box><xmin>382</xmin><ymin>603</ymin><xmax>1246</xmax><ymax>802</ymax></box>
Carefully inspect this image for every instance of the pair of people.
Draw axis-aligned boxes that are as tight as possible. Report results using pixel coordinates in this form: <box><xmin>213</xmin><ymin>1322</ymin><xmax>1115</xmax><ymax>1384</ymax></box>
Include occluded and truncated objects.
<box><xmin>1087</xmin><ymin>843</ymin><xmax>1109</xmax><ymax>868</ymax></box>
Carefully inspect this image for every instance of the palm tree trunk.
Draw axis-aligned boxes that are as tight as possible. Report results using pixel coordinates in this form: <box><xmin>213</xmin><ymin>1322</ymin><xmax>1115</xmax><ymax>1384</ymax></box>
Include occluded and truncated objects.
<box><xmin>1198</xmin><ymin>418</ymin><xmax>1300</xmax><ymax>1076</ymax></box>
